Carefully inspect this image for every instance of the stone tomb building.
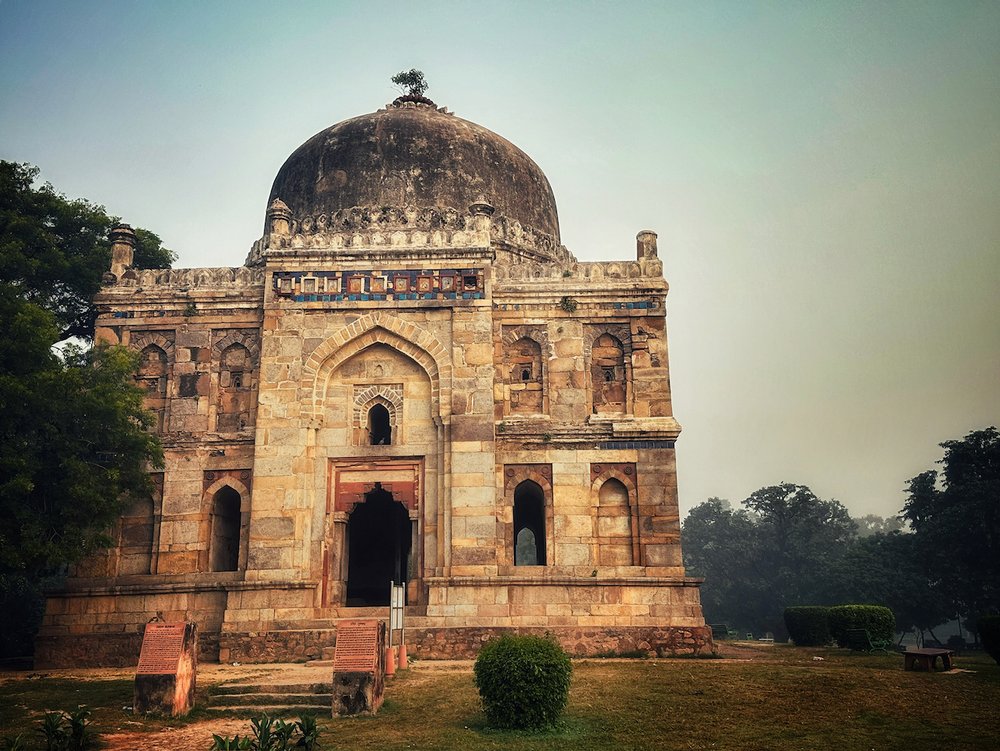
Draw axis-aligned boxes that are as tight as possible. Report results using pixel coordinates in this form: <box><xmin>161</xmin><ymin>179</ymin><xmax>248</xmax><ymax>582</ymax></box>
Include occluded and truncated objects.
<box><xmin>36</xmin><ymin>97</ymin><xmax>710</xmax><ymax>666</ymax></box>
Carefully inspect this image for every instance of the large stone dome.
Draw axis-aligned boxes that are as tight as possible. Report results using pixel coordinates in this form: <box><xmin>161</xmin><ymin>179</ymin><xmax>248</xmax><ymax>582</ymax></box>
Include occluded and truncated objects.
<box><xmin>267</xmin><ymin>99</ymin><xmax>560</xmax><ymax>242</ymax></box>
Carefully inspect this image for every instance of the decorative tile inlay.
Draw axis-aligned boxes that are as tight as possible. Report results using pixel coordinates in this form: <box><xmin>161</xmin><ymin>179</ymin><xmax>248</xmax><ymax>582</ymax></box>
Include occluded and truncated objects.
<box><xmin>272</xmin><ymin>268</ymin><xmax>485</xmax><ymax>302</ymax></box>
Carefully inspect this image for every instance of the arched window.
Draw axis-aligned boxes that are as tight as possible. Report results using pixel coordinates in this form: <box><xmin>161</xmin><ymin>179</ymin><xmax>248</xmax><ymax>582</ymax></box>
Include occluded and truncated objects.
<box><xmin>368</xmin><ymin>403</ymin><xmax>392</xmax><ymax>445</ymax></box>
<box><xmin>591</xmin><ymin>333</ymin><xmax>626</xmax><ymax>414</ymax></box>
<box><xmin>210</xmin><ymin>486</ymin><xmax>242</xmax><ymax>572</ymax></box>
<box><xmin>507</xmin><ymin>337</ymin><xmax>543</xmax><ymax>413</ymax></box>
<box><xmin>217</xmin><ymin>344</ymin><xmax>253</xmax><ymax>432</ymax></box>
<box><xmin>513</xmin><ymin>480</ymin><xmax>546</xmax><ymax>565</ymax></box>
<box><xmin>597</xmin><ymin>478</ymin><xmax>633</xmax><ymax>565</ymax></box>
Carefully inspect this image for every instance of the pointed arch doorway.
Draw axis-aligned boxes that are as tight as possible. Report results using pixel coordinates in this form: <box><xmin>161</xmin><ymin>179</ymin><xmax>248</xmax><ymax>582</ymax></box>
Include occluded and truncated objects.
<box><xmin>327</xmin><ymin>459</ymin><xmax>423</xmax><ymax>609</ymax></box>
<box><xmin>345</xmin><ymin>485</ymin><xmax>412</xmax><ymax>606</ymax></box>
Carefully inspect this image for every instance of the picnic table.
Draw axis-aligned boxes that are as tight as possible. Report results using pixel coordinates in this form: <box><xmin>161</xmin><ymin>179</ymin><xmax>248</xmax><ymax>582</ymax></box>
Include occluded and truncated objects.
<box><xmin>903</xmin><ymin>647</ymin><xmax>954</xmax><ymax>671</ymax></box>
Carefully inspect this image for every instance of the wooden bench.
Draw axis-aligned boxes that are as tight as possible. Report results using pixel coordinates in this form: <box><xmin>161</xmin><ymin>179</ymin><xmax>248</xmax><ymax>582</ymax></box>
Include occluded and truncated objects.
<box><xmin>904</xmin><ymin>648</ymin><xmax>954</xmax><ymax>671</ymax></box>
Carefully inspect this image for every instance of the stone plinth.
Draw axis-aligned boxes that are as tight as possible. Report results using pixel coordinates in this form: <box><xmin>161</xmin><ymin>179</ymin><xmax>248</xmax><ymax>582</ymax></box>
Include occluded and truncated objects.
<box><xmin>133</xmin><ymin>621</ymin><xmax>197</xmax><ymax>716</ymax></box>
<box><xmin>331</xmin><ymin>619</ymin><xmax>386</xmax><ymax>717</ymax></box>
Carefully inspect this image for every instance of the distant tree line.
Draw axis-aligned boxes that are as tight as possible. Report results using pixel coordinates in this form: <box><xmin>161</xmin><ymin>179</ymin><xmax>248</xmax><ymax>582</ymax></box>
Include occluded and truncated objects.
<box><xmin>682</xmin><ymin>426</ymin><xmax>1000</xmax><ymax>643</ymax></box>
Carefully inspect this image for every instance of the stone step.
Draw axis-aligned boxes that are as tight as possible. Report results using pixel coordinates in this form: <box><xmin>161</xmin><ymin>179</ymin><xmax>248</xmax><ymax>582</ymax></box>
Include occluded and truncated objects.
<box><xmin>210</xmin><ymin>693</ymin><xmax>331</xmax><ymax>707</ymax></box>
<box><xmin>214</xmin><ymin>682</ymin><xmax>331</xmax><ymax>696</ymax></box>
<box><xmin>206</xmin><ymin>704</ymin><xmax>331</xmax><ymax>715</ymax></box>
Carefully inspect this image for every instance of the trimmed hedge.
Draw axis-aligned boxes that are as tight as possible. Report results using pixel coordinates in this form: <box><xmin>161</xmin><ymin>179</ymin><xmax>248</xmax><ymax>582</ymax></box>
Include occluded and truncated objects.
<box><xmin>784</xmin><ymin>606</ymin><xmax>832</xmax><ymax>646</ymax></box>
<box><xmin>473</xmin><ymin>634</ymin><xmax>572</xmax><ymax>730</ymax></box>
<box><xmin>828</xmin><ymin>605</ymin><xmax>895</xmax><ymax>647</ymax></box>
<box><xmin>978</xmin><ymin>615</ymin><xmax>1000</xmax><ymax>665</ymax></box>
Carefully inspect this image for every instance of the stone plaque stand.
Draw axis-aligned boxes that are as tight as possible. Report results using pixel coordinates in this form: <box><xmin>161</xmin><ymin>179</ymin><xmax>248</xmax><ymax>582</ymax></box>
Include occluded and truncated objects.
<box><xmin>133</xmin><ymin>621</ymin><xmax>197</xmax><ymax>716</ymax></box>
<box><xmin>331</xmin><ymin>619</ymin><xmax>386</xmax><ymax>717</ymax></box>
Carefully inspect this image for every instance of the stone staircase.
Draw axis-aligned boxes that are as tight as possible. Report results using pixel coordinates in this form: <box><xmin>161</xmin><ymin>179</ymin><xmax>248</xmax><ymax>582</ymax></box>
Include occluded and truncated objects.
<box><xmin>207</xmin><ymin>680</ymin><xmax>332</xmax><ymax>714</ymax></box>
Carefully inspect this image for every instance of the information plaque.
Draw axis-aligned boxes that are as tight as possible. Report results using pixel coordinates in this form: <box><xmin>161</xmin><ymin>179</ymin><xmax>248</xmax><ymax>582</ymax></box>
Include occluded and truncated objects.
<box><xmin>133</xmin><ymin>621</ymin><xmax>197</xmax><ymax>717</ymax></box>
<box><xmin>333</xmin><ymin>619</ymin><xmax>380</xmax><ymax>672</ymax></box>
<box><xmin>136</xmin><ymin>622</ymin><xmax>186</xmax><ymax>675</ymax></box>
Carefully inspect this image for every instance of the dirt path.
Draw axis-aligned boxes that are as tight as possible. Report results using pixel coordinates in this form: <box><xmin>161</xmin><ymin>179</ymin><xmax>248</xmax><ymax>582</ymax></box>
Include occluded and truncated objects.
<box><xmin>102</xmin><ymin>719</ymin><xmax>248</xmax><ymax>751</ymax></box>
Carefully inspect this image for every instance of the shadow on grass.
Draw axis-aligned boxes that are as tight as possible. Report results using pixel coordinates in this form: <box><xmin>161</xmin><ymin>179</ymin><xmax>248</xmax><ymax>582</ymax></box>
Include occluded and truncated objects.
<box><xmin>464</xmin><ymin>713</ymin><xmax>591</xmax><ymax>743</ymax></box>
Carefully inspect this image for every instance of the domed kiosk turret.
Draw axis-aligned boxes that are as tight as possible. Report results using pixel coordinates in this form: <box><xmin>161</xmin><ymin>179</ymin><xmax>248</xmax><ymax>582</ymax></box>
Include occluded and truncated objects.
<box><xmin>258</xmin><ymin>98</ymin><xmax>567</xmax><ymax>263</ymax></box>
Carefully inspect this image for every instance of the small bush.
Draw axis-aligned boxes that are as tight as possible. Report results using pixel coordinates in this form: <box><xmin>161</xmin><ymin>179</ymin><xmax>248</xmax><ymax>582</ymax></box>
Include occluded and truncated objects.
<box><xmin>828</xmin><ymin>605</ymin><xmax>894</xmax><ymax>647</ymax></box>
<box><xmin>210</xmin><ymin>714</ymin><xmax>320</xmax><ymax>751</ymax></box>
<box><xmin>978</xmin><ymin>615</ymin><xmax>1000</xmax><ymax>665</ymax></box>
<box><xmin>784</xmin><ymin>606</ymin><xmax>831</xmax><ymax>646</ymax></box>
<box><xmin>473</xmin><ymin>634</ymin><xmax>572</xmax><ymax>730</ymax></box>
<box><xmin>35</xmin><ymin>707</ymin><xmax>94</xmax><ymax>751</ymax></box>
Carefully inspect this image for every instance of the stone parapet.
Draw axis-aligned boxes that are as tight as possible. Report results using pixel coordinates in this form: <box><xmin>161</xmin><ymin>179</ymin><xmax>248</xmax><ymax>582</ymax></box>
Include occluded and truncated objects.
<box><xmin>104</xmin><ymin>266</ymin><xmax>266</xmax><ymax>290</ymax></box>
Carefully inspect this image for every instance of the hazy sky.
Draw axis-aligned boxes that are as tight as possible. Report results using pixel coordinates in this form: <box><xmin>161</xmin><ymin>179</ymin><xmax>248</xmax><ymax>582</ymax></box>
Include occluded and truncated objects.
<box><xmin>2</xmin><ymin>1</ymin><xmax>998</xmax><ymax>520</ymax></box>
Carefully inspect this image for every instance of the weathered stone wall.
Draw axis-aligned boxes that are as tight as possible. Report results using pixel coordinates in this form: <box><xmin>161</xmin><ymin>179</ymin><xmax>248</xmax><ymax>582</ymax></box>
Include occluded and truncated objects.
<box><xmin>36</xmin><ymin>591</ymin><xmax>225</xmax><ymax>668</ymax></box>
<box><xmin>38</xmin><ymin>222</ymin><xmax>707</xmax><ymax>666</ymax></box>
<box><xmin>218</xmin><ymin>623</ymin><xmax>713</xmax><ymax>663</ymax></box>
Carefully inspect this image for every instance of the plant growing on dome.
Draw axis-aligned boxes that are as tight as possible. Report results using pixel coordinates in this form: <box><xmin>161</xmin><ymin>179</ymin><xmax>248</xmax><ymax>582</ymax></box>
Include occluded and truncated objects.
<box><xmin>391</xmin><ymin>69</ymin><xmax>429</xmax><ymax>99</ymax></box>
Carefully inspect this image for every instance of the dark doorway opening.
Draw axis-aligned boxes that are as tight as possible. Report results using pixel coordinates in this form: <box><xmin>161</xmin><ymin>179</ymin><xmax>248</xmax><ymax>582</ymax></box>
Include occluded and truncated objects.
<box><xmin>210</xmin><ymin>486</ymin><xmax>241</xmax><ymax>572</ymax></box>
<box><xmin>513</xmin><ymin>480</ymin><xmax>546</xmax><ymax>565</ymax></box>
<box><xmin>346</xmin><ymin>485</ymin><xmax>411</xmax><ymax>605</ymax></box>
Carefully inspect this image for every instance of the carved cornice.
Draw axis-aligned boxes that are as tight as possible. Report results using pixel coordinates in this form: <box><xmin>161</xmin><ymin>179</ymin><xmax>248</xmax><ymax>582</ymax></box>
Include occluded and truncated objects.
<box><xmin>106</xmin><ymin>266</ymin><xmax>265</xmax><ymax>290</ymax></box>
<box><xmin>493</xmin><ymin>257</ymin><xmax>664</xmax><ymax>283</ymax></box>
<box><xmin>248</xmin><ymin>204</ymin><xmax>573</xmax><ymax>266</ymax></box>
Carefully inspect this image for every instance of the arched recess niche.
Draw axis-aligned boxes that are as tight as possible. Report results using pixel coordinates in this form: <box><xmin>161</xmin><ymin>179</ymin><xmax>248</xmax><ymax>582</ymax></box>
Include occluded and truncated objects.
<box><xmin>584</xmin><ymin>324</ymin><xmax>633</xmax><ymax>416</ymax></box>
<box><xmin>589</xmin><ymin>464</ymin><xmax>639</xmax><ymax>567</ymax></box>
<box><xmin>502</xmin><ymin>464</ymin><xmax>554</xmax><ymax>570</ymax></box>
<box><xmin>301</xmin><ymin>313</ymin><xmax>451</xmax><ymax>423</ymax></box>
<box><xmin>201</xmin><ymin>477</ymin><xmax>251</xmax><ymax>574</ymax></box>
<box><xmin>306</xmin><ymin>325</ymin><xmax>444</xmax><ymax>608</ymax></box>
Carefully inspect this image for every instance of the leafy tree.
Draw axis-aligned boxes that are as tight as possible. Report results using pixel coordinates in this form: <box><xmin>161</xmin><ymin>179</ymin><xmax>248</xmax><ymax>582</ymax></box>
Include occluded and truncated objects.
<box><xmin>0</xmin><ymin>161</ymin><xmax>174</xmax><ymax>341</ymax></box>
<box><xmin>855</xmin><ymin>513</ymin><xmax>905</xmax><ymax>538</ymax></box>
<box><xmin>0</xmin><ymin>162</ymin><xmax>169</xmax><ymax>656</ymax></box>
<box><xmin>391</xmin><ymin>69</ymin><xmax>429</xmax><ymax>98</ymax></box>
<box><xmin>902</xmin><ymin>427</ymin><xmax>1000</xmax><ymax>620</ymax></box>
<box><xmin>743</xmin><ymin>483</ymin><xmax>857</xmax><ymax>609</ymax></box>
<box><xmin>683</xmin><ymin>485</ymin><xmax>856</xmax><ymax>637</ymax></box>
<box><xmin>829</xmin><ymin>531</ymin><xmax>950</xmax><ymax>644</ymax></box>
<box><xmin>681</xmin><ymin>498</ymin><xmax>763</xmax><ymax>629</ymax></box>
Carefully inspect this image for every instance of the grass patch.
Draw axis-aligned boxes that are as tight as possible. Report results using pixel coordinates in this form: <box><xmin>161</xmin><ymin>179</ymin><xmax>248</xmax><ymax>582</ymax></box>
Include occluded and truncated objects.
<box><xmin>1</xmin><ymin>647</ymin><xmax>998</xmax><ymax>749</ymax></box>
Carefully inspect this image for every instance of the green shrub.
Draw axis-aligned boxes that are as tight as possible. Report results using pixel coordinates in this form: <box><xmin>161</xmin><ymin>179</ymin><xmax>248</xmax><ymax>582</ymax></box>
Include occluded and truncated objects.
<box><xmin>473</xmin><ymin>634</ymin><xmax>572</xmax><ymax>730</ymax></box>
<box><xmin>978</xmin><ymin>615</ymin><xmax>1000</xmax><ymax>665</ymax></box>
<box><xmin>35</xmin><ymin>707</ymin><xmax>94</xmax><ymax>751</ymax></box>
<box><xmin>210</xmin><ymin>714</ymin><xmax>320</xmax><ymax>751</ymax></box>
<box><xmin>828</xmin><ymin>605</ymin><xmax>895</xmax><ymax>647</ymax></box>
<box><xmin>784</xmin><ymin>606</ymin><xmax>831</xmax><ymax>646</ymax></box>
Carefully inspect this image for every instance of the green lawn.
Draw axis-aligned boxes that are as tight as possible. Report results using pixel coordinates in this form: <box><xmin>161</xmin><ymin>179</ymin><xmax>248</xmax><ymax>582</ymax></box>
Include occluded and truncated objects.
<box><xmin>1</xmin><ymin>645</ymin><xmax>998</xmax><ymax>750</ymax></box>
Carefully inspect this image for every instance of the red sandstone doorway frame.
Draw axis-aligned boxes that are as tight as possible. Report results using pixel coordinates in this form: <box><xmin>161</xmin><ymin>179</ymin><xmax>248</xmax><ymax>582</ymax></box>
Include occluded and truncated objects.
<box><xmin>323</xmin><ymin>458</ymin><xmax>423</xmax><ymax>607</ymax></box>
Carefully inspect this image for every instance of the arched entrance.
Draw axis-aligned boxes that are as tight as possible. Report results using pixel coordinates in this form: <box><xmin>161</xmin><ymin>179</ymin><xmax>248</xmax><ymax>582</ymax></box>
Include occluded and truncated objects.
<box><xmin>346</xmin><ymin>485</ymin><xmax>411</xmax><ymax>606</ymax></box>
<box><xmin>210</xmin><ymin>486</ymin><xmax>242</xmax><ymax>572</ymax></box>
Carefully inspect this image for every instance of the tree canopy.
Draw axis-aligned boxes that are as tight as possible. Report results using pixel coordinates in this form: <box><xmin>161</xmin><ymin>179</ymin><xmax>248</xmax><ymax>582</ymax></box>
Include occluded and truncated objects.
<box><xmin>0</xmin><ymin>161</ymin><xmax>174</xmax><ymax>341</ymax></box>
<box><xmin>682</xmin><ymin>484</ymin><xmax>856</xmax><ymax>637</ymax></box>
<box><xmin>683</xmin><ymin>429</ymin><xmax>999</xmax><ymax>642</ymax></box>
<box><xmin>0</xmin><ymin>161</ymin><xmax>168</xmax><ymax>656</ymax></box>
<box><xmin>902</xmin><ymin>426</ymin><xmax>1000</xmax><ymax>619</ymax></box>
